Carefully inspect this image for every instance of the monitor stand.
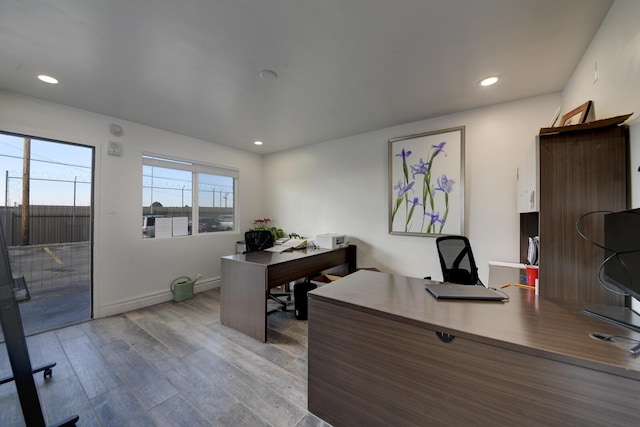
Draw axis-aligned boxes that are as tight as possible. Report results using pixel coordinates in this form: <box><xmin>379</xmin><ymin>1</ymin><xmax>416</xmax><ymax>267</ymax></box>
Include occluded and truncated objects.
<box><xmin>582</xmin><ymin>304</ymin><xmax>640</xmax><ymax>333</ymax></box>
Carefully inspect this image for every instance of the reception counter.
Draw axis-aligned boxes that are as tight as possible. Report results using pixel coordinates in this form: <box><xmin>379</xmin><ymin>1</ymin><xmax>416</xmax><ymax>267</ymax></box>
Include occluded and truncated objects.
<box><xmin>307</xmin><ymin>270</ymin><xmax>640</xmax><ymax>426</ymax></box>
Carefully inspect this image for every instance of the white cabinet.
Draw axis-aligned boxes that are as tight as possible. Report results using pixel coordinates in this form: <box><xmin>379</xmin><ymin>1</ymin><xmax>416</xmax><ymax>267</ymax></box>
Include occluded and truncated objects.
<box><xmin>517</xmin><ymin>137</ymin><xmax>539</xmax><ymax>213</ymax></box>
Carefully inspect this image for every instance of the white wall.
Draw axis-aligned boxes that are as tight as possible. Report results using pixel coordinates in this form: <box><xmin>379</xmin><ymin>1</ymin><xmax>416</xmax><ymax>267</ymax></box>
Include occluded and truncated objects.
<box><xmin>264</xmin><ymin>0</ymin><xmax>640</xmax><ymax>282</ymax></box>
<box><xmin>563</xmin><ymin>0</ymin><xmax>640</xmax><ymax>206</ymax></box>
<box><xmin>265</xmin><ymin>94</ymin><xmax>561</xmax><ymax>282</ymax></box>
<box><xmin>0</xmin><ymin>90</ymin><xmax>263</xmax><ymax>317</ymax></box>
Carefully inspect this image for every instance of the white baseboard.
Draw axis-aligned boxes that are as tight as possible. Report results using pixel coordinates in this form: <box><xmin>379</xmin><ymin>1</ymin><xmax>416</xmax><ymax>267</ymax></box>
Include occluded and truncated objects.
<box><xmin>96</xmin><ymin>276</ymin><xmax>220</xmax><ymax>318</ymax></box>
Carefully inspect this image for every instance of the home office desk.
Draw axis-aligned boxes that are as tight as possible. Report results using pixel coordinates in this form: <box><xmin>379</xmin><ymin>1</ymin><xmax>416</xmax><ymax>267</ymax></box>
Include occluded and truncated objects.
<box><xmin>220</xmin><ymin>245</ymin><xmax>355</xmax><ymax>342</ymax></box>
<box><xmin>308</xmin><ymin>270</ymin><xmax>640</xmax><ymax>426</ymax></box>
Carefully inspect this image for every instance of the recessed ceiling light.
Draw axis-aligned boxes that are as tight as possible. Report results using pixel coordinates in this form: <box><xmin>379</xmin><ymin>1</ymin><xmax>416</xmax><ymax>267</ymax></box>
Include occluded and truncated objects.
<box><xmin>259</xmin><ymin>70</ymin><xmax>277</xmax><ymax>80</ymax></box>
<box><xmin>37</xmin><ymin>74</ymin><xmax>59</xmax><ymax>84</ymax></box>
<box><xmin>479</xmin><ymin>76</ymin><xmax>499</xmax><ymax>87</ymax></box>
<box><xmin>254</xmin><ymin>140</ymin><xmax>263</xmax><ymax>146</ymax></box>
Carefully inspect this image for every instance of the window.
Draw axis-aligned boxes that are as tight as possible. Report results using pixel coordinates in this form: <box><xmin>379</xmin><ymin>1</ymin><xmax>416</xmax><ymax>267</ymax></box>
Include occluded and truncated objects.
<box><xmin>142</xmin><ymin>154</ymin><xmax>237</xmax><ymax>238</ymax></box>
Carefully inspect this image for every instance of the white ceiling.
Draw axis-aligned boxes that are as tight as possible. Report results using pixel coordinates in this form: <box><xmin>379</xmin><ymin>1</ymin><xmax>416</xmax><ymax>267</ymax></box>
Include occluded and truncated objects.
<box><xmin>0</xmin><ymin>0</ymin><xmax>613</xmax><ymax>154</ymax></box>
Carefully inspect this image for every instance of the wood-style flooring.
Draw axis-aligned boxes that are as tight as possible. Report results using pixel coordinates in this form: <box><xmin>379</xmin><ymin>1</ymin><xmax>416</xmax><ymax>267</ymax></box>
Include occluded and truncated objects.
<box><xmin>0</xmin><ymin>288</ymin><xmax>331</xmax><ymax>426</ymax></box>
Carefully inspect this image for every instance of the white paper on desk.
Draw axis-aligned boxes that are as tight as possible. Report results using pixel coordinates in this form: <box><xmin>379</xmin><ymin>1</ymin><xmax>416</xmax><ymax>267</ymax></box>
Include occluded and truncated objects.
<box><xmin>265</xmin><ymin>245</ymin><xmax>292</xmax><ymax>253</ymax></box>
<box><xmin>265</xmin><ymin>239</ymin><xmax>307</xmax><ymax>252</ymax></box>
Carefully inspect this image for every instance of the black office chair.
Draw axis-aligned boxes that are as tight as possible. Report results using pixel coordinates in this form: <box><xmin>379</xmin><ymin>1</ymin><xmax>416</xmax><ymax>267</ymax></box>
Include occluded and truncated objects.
<box><xmin>435</xmin><ymin>235</ymin><xmax>484</xmax><ymax>286</ymax></box>
<box><xmin>243</xmin><ymin>230</ymin><xmax>291</xmax><ymax>311</ymax></box>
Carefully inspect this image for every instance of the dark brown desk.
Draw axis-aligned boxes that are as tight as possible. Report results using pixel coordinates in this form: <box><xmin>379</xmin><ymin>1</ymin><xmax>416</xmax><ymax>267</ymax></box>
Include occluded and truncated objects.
<box><xmin>308</xmin><ymin>270</ymin><xmax>640</xmax><ymax>426</ymax></box>
<box><xmin>220</xmin><ymin>245</ymin><xmax>355</xmax><ymax>342</ymax></box>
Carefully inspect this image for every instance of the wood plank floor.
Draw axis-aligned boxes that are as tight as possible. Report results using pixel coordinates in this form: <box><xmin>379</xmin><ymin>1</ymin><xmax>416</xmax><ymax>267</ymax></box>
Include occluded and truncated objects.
<box><xmin>0</xmin><ymin>288</ymin><xmax>331</xmax><ymax>427</ymax></box>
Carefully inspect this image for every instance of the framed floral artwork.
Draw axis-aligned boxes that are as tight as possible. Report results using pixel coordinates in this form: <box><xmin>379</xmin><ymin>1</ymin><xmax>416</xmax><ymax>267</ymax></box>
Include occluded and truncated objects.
<box><xmin>388</xmin><ymin>126</ymin><xmax>465</xmax><ymax>236</ymax></box>
<box><xmin>560</xmin><ymin>101</ymin><xmax>592</xmax><ymax>126</ymax></box>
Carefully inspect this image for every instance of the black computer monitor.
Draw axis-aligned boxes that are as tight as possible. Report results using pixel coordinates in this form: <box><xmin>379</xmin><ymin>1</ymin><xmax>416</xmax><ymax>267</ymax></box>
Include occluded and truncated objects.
<box><xmin>603</xmin><ymin>208</ymin><xmax>640</xmax><ymax>302</ymax></box>
<box><xmin>582</xmin><ymin>209</ymin><xmax>640</xmax><ymax>338</ymax></box>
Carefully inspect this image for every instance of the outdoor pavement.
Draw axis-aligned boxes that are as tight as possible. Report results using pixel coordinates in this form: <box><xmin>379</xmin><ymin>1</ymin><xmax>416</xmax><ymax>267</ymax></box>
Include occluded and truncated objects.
<box><xmin>1</xmin><ymin>242</ymin><xmax>91</xmax><ymax>342</ymax></box>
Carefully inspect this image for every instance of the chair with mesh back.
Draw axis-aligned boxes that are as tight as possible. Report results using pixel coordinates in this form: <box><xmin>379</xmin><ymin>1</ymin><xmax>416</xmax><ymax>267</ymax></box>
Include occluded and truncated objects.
<box><xmin>244</xmin><ymin>230</ymin><xmax>274</xmax><ymax>253</ymax></box>
<box><xmin>244</xmin><ymin>230</ymin><xmax>291</xmax><ymax>311</ymax></box>
<box><xmin>435</xmin><ymin>235</ymin><xmax>484</xmax><ymax>286</ymax></box>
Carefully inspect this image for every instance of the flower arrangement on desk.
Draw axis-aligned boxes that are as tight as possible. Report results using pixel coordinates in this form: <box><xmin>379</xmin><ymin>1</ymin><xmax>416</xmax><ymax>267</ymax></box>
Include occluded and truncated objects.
<box><xmin>251</xmin><ymin>218</ymin><xmax>286</xmax><ymax>239</ymax></box>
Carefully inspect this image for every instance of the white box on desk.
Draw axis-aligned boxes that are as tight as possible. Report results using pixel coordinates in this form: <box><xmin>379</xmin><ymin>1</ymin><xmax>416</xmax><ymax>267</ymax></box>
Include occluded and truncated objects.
<box><xmin>316</xmin><ymin>234</ymin><xmax>348</xmax><ymax>249</ymax></box>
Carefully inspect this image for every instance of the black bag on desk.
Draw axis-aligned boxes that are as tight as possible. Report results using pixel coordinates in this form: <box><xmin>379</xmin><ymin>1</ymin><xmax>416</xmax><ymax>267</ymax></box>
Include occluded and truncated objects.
<box><xmin>294</xmin><ymin>282</ymin><xmax>317</xmax><ymax>320</ymax></box>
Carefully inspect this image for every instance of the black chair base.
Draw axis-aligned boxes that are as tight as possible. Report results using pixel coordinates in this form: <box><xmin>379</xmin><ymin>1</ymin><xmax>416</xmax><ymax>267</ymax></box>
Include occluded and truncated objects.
<box><xmin>268</xmin><ymin>283</ymin><xmax>292</xmax><ymax>312</ymax></box>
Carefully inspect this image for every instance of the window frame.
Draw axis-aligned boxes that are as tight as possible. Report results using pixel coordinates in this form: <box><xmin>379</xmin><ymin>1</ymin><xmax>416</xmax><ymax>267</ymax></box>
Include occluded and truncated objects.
<box><xmin>142</xmin><ymin>153</ymin><xmax>238</xmax><ymax>238</ymax></box>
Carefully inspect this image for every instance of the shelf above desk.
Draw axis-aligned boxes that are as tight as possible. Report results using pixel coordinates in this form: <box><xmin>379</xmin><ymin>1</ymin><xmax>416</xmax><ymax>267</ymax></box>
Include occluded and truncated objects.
<box><xmin>488</xmin><ymin>260</ymin><xmax>526</xmax><ymax>269</ymax></box>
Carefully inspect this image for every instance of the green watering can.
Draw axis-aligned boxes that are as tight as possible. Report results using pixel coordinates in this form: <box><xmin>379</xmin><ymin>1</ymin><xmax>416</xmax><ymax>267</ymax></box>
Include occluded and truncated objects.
<box><xmin>171</xmin><ymin>275</ymin><xmax>200</xmax><ymax>302</ymax></box>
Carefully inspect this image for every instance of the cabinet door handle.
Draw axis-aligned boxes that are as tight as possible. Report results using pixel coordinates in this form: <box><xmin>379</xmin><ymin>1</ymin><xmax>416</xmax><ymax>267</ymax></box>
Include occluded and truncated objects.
<box><xmin>435</xmin><ymin>331</ymin><xmax>455</xmax><ymax>343</ymax></box>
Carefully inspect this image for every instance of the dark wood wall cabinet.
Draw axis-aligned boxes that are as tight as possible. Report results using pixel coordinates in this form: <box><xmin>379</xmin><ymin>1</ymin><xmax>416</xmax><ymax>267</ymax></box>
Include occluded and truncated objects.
<box><xmin>539</xmin><ymin>121</ymin><xmax>629</xmax><ymax>305</ymax></box>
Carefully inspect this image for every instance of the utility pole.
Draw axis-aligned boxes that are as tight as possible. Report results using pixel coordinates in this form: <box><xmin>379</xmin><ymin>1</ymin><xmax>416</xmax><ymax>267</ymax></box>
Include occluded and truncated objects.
<box><xmin>73</xmin><ymin>176</ymin><xmax>77</xmax><ymax>242</ymax></box>
<box><xmin>4</xmin><ymin>171</ymin><xmax>8</xmax><ymax>239</ymax></box>
<box><xmin>21</xmin><ymin>138</ymin><xmax>30</xmax><ymax>245</ymax></box>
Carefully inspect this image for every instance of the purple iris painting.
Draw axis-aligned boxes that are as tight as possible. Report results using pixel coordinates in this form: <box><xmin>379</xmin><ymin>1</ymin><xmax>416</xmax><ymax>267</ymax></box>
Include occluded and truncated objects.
<box><xmin>389</xmin><ymin>127</ymin><xmax>464</xmax><ymax>235</ymax></box>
